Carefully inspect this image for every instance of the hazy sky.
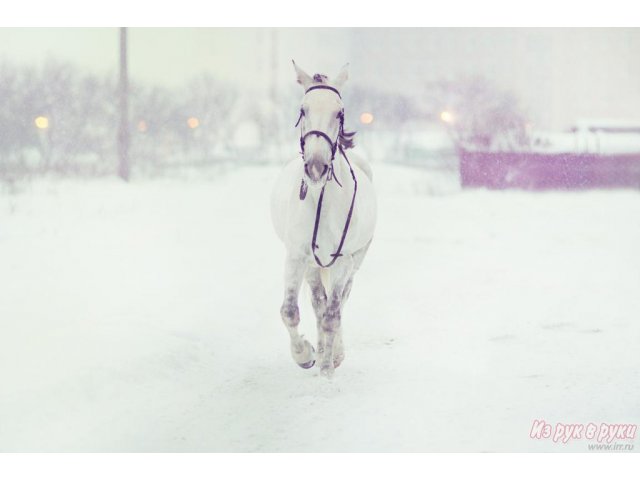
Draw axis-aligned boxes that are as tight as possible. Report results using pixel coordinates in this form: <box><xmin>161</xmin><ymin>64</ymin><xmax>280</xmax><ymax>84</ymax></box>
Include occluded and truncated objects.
<box><xmin>1</xmin><ymin>28</ymin><xmax>638</xmax><ymax>130</ymax></box>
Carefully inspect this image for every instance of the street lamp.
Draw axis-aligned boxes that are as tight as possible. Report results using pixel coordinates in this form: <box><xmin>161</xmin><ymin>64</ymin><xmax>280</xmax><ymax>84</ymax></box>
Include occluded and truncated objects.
<box><xmin>187</xmin><ymin>117</ymin><xmax>200</xmax><ymax>129</ymax></box>
<box><xmin>440</xmin><ymin>110</ymin><xmax>454</xmax><ymax>124</ymax></box>
<box><xmin>360</xmin><ymin>112</ymin><xmax>374</xmax><ymax>125</ymax></box>
<box><xmin>34</xmin><ymin>116</ymin><xmax>49</xmax><ymax>129</ymax></box>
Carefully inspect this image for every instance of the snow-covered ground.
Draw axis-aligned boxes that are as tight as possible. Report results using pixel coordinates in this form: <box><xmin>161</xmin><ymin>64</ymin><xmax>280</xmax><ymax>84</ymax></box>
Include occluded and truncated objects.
<box><xmin>1</xmin><ymin>164</ymin><xmax>639</xmax><ymax>452</ymax></box>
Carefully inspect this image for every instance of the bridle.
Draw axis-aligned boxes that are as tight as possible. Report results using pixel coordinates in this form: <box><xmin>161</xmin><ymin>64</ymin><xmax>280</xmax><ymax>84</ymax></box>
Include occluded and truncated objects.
<box><xmin>295</xmin><ymin>84</ymin><xmax>358</xmax><ymax>269</ymax></box>
<box><xmin>295</xmin><ymin>85</ymin><xmax>344</xmax><ymax>164</ymax></box>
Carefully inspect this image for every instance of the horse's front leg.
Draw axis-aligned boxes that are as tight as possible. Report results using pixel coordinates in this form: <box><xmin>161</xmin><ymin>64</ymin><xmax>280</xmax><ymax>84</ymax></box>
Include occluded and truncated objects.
<box><xmin>305</xmin><ymin>267</ymin><xmax>328</xmax><ymax>361</ymax></box>
<box><xmin>330</xmin><ymin>241</ymin><xmax>371</xmax><ymax>370</ymax></box>
<box><xmin>319</xmin><ymin>257</ymin><xmax>354</xmax><ymax>378</ymax></box>
<box><xmin>281</xmin><ymin>256</ymin><xmax>315</xmax><ymax>369</ymax></box>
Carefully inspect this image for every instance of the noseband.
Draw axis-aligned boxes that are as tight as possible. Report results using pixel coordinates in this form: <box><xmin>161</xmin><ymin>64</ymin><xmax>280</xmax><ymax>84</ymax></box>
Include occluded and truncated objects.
<box><xmin>295</xmin><ymin>84</ymin><xmax>358</xmax><ymax>269</ymax></box>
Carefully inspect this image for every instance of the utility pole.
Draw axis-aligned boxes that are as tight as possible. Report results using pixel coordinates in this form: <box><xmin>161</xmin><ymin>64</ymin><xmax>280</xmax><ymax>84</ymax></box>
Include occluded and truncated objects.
<box><xmin>270</xmin><ymin>28</ymin><xmax>278</xmax><ymax>106</ymax></box>
<box><xmin>118</xmin><ymin>27</ymin><xmax>130</xmax><ymax>181</ymax></box>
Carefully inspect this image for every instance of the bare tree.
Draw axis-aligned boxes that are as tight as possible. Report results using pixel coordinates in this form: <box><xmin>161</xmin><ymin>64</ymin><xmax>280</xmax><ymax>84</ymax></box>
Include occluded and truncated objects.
<box><xmin>427</xmin><ymin>76</ymin><xmax>529</xmax><ymax>151</ymax></box>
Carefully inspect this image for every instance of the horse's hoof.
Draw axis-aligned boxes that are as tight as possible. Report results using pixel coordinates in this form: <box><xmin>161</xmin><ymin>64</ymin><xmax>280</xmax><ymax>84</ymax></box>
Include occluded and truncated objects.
<box><xmin>291</xmin><ymin>338</ymin><xmax>315</xmax><ymax>368</ymax></box>
<box><xmin>298</xmin><ymin>359</ymin><xmax>316</xmax><ymax>369</ymax></box>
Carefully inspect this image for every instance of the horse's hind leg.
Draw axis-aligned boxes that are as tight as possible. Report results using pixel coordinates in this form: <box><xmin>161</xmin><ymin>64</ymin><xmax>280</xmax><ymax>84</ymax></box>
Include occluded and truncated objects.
<box><xmin>281</xmin><ymin>256</ymin><xmax>315</xmax><ymax>368</ymax></box>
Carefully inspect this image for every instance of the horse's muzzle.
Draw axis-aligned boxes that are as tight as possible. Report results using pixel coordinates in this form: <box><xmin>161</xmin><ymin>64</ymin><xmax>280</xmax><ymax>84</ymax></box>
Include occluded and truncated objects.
<box><xmin>304</xmin><ymin>161</ymin><xmax>329</xmax><ymax>183</ymax></box>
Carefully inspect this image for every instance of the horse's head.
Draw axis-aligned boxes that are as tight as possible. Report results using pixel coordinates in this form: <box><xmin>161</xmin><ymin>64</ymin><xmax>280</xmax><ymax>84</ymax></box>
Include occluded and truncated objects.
<box><xmin>293</xmin><ymin>61</ymin><xmax>350</xmax><ymax>185</ymax></box>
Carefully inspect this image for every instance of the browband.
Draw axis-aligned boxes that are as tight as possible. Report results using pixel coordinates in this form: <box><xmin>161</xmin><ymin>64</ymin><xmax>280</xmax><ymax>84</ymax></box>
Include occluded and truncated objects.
<box><xmin>305</xmin><ymin>85</ymin><xmax>342</xmax><ymax>99</ymax></box>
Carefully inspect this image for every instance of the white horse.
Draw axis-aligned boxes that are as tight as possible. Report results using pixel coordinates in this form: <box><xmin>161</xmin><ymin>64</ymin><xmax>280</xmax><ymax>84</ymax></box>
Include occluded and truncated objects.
<box><xmin>270</xmin><ymin>61</ymin><xmax>377</xmax><ymax>378</ymax></box>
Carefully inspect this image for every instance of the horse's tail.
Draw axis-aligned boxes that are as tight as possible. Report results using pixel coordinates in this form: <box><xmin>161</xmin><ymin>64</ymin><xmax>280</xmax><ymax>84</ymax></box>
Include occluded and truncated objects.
<box><xmin>320</xmin><ymin>268</ymin><xmax>331</xmax><ymax>294</ymax></box>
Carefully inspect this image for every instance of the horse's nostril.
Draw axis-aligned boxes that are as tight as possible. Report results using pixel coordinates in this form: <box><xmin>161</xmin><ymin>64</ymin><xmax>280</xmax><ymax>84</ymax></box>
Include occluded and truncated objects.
<box><xmin>305</xmin><ymin>161</ymin><xmax>329</xmax><ymax>181</ymax></box>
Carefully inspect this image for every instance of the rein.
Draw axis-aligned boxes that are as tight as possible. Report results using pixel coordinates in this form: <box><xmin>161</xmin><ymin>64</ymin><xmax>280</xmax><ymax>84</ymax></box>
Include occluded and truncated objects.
<box><xmin>310</xmin><ymin>146</ymin><xmax>358</xmax><ymax>268</ymax></box>
<box><xmin>296</xmin><ymin>84</ymin><xmax>358</xmax><ymax>268</ymax></box>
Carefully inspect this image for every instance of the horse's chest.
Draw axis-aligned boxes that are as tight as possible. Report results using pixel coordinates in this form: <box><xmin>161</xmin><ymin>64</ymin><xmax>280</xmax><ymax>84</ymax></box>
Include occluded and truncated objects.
<box><xmin>288</xmin><ymin>194</ymin><xmax>357</xmax><ymax>260</ymax></box>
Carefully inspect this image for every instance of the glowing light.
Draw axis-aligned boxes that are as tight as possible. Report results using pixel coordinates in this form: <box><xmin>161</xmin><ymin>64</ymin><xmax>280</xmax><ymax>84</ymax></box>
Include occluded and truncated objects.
<box><xmin>440</xmin><ymin>111</ymin><xmax>454</xmax><ymax>124</ymax></box>
<box><xmin>360</xmin><ymin>112</ymin><xmax>374</xmax><ymax>124</ymax></box>
<box><xmin>137</xmin><ymin>120</ymin><xmax>147</xmax><ymax>133</ymax></box>
<box><xmin>34</xmin><ymin>116</ymin><xmax>49</xmax><ymax>129</ymax></box>
<box><xmin>187</xmin><ymin>117</ymin><xmax>200</xmax><ymax>129</ymax></box>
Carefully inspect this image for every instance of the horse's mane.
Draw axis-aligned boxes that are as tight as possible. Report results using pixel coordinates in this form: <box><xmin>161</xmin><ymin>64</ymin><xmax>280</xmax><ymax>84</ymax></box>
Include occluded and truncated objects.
<box><xmin>339</xmin><ymin>130</ymin><xmax>356</xmax><ymax>150</ymax></box>
<box><xmin>313</xmin><ymin>73</ymin><xmax>357</xmax><ymax>151</ymax></box>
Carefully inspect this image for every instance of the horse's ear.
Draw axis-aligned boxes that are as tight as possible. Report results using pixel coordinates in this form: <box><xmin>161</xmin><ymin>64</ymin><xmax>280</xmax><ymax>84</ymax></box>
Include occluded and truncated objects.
<box><xmin>333</xmin><ymin>63</ymin><xmax>349</xmax><ymax>89</ymax></box>
<box><xmin>292</xmin><ymin>60</ymin><xmax>312</xmax><ymax>90</ymax></box>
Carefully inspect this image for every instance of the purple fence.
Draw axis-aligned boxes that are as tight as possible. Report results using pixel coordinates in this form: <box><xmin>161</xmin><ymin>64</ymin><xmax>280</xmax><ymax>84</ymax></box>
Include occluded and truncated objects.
<box><xmin>460</xmin><ymin>151</ymin><xmax>640</xmax><ymax>190</ymax></box>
